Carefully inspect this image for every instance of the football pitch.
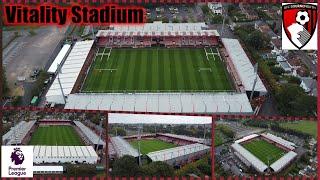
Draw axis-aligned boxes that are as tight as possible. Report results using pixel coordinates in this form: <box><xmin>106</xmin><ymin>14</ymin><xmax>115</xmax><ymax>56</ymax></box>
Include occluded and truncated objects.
<box><xmin>130</xmin><ymin>139</ymin><xmax>177</xmax><ymax>154</ymax></box>
<box><xmin>82</xmin><ymin>48</ymin><xmax>233</xmax><ymax>92</ymax></box>
<box><xmin>242</xmin><ymin>139</ymin><xmax>286</xmax><ymax>165</ymax></box>
<box><xmin>280</xmin><ymin>121</ymin><xmax>317</xmax><ymax>138</ymax></box>
<box><xmin>28</xmin><ymin>126</ymin><xmax>84</xmax><ymax>146</ymax></box>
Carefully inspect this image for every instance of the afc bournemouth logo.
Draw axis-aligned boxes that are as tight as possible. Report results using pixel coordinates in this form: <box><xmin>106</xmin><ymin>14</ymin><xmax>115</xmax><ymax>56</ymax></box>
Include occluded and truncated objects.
<box><xmin>282</xmin><ymin>3</ymin><xmax>317</xmax><ymax>50</ymax></box>
<box><xmin>1</xmin><ymin>146</ymin><xmax>33</xmax><ymax>177</ymax></box>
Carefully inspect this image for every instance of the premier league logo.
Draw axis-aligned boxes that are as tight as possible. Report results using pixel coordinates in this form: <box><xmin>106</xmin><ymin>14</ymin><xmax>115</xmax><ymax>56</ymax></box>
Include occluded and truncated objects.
<box><xmin>282</xmin><ymin>3</ymin><xmax>317</xmax><ymax>50</ymax></box>
<box><xmin>10</xmin><ymin>148</ymin><xmax>25</xmax><ymax>165</ymax></box>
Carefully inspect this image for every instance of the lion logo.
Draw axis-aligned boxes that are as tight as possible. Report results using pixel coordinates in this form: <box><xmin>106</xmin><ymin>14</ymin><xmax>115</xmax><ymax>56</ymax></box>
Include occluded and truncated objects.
<box><xmin>10</xmin><ymin>148</ymin><xmax>25</xmax><ymax>165</ymax></box>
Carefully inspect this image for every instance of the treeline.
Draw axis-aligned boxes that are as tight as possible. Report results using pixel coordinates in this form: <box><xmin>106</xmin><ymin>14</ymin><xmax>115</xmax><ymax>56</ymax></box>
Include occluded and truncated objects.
<box><xmin>243</xmin><ymin>120</ymin><xmax>269</xmax><ymax>129</ymax></box>
<box><xmin>110</xmin><ymin>155</ymin><xmax>211</xmax><ymax>177</ymax></box>
<box><xmin>216</xmin><ymin>125</ymin><xmax>235</xmax><ymax>139</ymax></box>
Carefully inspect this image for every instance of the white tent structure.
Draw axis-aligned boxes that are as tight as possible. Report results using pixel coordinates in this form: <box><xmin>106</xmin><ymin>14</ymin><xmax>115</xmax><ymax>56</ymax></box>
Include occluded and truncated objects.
<box><xmin>222</xmin><ymin>38</ymin><xmax>267</xmax><ymax>96</ymax></box>
<box><xmin>65</xmin><ymin>92</ymin><xmax>253</xmax><ymax>114</ymax></box>
<box><xmin>45</xmin><ymin>40</ymin><xmax>94</xmax><ymax>104</ymax></box>
<box><xmin>261</xmin><ymin>133</ymin><xmax>296</xmax><ymax>150</ymax></box>
<box><xmin>146</xmin><ymin>143</ymin><xmax>210</xmax><ymax>166</ymax></box>
<box><xmin>33</xmin><ymin>146</ymin><xmax>98</xmax><ymax>164</ymax></box>
<box><xmin>47</xmin><ymin>44</ymin><xmax>71</xmax><ymax>74</ymax></box>
<box><xmin>33</xmin><ymin>166</ymin><xmax>64</xmax><ymax>174</ymax></box>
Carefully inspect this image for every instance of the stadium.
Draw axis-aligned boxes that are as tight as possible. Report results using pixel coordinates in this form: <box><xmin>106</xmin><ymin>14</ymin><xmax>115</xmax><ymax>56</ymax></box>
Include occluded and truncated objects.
<box><xmin>2</xmin><ymin>119</ymin><xmax>106</xmax><ymax>165</ymax></box>
<box><xmin>109</xmin><ymin>133</ymin><xmax>211</xmax><ymax>167</ymax></box>
<box><xmin>45</xmin><ymin>21</ymin><xmax>267</xmax><ymax>114</ymax></box>
<box><xmin>231</xmin><ymin>133</ymin><xmax>298</xmax><ymax>174</ymax></box>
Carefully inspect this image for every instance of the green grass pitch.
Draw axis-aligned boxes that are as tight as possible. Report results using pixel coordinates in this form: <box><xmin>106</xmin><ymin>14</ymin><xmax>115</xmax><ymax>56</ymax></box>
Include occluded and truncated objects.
<box><xmin>28</xmin><ymin>125</ymin><xmax>84</xmax><ymax>146</ymax></box>
<box><xmin>242</xmin><ymin>139</ymin><xmax>286</xmax><ymax>165</ymax></box>
<box><xmin>82</xmin><ymin>48</ymin><xmax>233</xmax><ymax>92</ymax></box>
<box><xmin>129</xmin><ymin>139</ymin><xmax>177</xmax><ymax>154</ymax></box>
<box><xmin>280</xmin><ymin>121</ymin><xmax>317</xmax><ymax>138</ymax></box>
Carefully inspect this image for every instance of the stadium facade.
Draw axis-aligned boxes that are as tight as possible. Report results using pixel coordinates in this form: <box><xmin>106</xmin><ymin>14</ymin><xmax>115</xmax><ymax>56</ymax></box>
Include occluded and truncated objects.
<box><xmin>231</xmin><ymin>133</ymin><xmax>298</xmax><ymax>174</ymax></box>
<box><xmin>44</xmin><ymin>21</ymin><xmax>268</xmax><ymax>114</ymax></box>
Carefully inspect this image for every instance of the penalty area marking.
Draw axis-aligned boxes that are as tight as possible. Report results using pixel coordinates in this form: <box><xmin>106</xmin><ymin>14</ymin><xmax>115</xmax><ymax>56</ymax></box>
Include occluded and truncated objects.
<box><xmin>95</xmin><ymin>68</ymin><xmax>117</xmax><ymax>72</ymax></box>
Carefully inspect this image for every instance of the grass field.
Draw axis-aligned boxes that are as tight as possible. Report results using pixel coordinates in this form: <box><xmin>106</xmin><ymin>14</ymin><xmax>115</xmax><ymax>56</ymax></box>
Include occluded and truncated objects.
<box><xmin>242</xmin><ymin>139</ymin><xmax>286</xmax><ymax>165</ymax></box>
<box><xmin>130</xmin><ymin>139</ymin><xmax>177</xmax><ymax>154</ymax></box>
<box><xmin>29</xmin><ymin>125</ymin><xmax>84</xmax><ymax>146</ymax></box>
<box><xmin>82</xmin><ymin>48</ymin><xmax>233</xmax><ymax>92</ymax></box>
<box><xmin>280</xmin><ymin>121</ymin><xmax>317</xmax><ymax>138</ymax></box>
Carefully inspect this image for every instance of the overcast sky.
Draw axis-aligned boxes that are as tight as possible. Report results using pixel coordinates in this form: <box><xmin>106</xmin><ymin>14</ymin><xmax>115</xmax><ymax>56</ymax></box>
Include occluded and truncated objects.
<box><xmin>108</xmin><ymin>113</ymin><xmax>212</xmax><ymax>124</ymax></box>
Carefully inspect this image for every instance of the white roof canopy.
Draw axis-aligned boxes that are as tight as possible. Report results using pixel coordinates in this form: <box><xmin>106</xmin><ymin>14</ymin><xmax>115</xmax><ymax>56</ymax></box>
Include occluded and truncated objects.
<box><xmin>270</xmin><ymin>151</ymin><xmax>297</xmax><ymax>172</ymax></box>
<box><xmin>65</xmin><ymin>93</ymin><xmax>253</xmax><ymax>114</ymax></box>
<box><xmin>46</xmin><ymin>40</ymin><xmax>94</xmax><ymax>104</ymax></box>
<box><xmin>222</xmin><ymin>38</ymin><xmax>267</xmax><ymax>95</ymax></box>
<box><xmin>110</xmin><ymin>136</ymin><xmax>139</xmax><ymax>157</ymax></box>
<box><xmin>147</xmin><ymin>143</ymin><xmax>210</xmax><ymax>162</ymax></box>
<box><xmin>47</xmin><ymin>44</ymin><xmax>71</xmax><ymax>74</ymax></box>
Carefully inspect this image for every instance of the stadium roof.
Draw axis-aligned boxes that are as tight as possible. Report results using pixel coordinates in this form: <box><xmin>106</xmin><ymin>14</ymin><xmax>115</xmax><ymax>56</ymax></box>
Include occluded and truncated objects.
<box><xmin>3</xmin><ymin>121</ymin><xmax>36</xmax><ymax>145</ymax></box>
<box><xmin>261</xmin><ymin>133</ymin><xmax>296</xmax><ymax>150</ymax></box>
<box><xmin>231</xmin><ymin>143</ymin><xmax>268</xmax><ymax>173</ymax></box>
<box><xmin>96</xmin><ymin>21</ymin><xmax>219</xmax><ymax>37</ymax></box>
<box><xmin>74</xmin><ymin>121</ymin><xmax>105</xmax><ymax>146</ymax></box>
<box><xmin>33</xmin><ymin>146</ymin><xmax>98</xmax><ymax>159</ymax></box>
<box><xmin>65</xmin><ymin>93</ymin><xmax>253</xmax><ymax>114</ymax></box>
<box><xmin>158</xmin><ymin>133</ymin><xmax>206</xmax><ymax>144</ymax></box>
<box><xmin>109</xmin><ymin>113</ymin><xmax>212</xmax><ymax>124</ymax></box>
<box><xmin>221</xmin><ymin>38</ymin><xmax>267</xmax><ymax>95</ymax></box>
<box><xmin>147</xmin><ymin>143</ymin><xmax>210</xmax><ymax>162</ymax></box>
<box><xmin>46</xmin><ymin>40</ymin><xmax>94</xmax><ymax>104</ymax></box>
<box><xmin>270</xmin><ymin>151</ymin><xmax>297</xmax><ymax>172</ymax></box>
<box><xmin>235</xmin><ymin>134</ymin><xmax>259</xmax><ymax>144</ymax></box>
<box><xmin>110</xmin><ymin>136</ymin><xmax>140</xmax><ymax>157</ymax></box>
<box><xmin>47</xmin><ymin>44</ymin><xmax>71</xmax><ymax>74</ymax></box>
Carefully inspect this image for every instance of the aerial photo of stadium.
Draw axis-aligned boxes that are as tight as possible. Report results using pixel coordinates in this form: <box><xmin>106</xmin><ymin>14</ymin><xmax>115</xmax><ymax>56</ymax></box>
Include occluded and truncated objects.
<box><xmin>108</xmin><ymin>113</ymin><xmax>212</xmax><ymax>177</ymax></box>
<box><xmin>42</xmin><ymin>21</ymin><xmax>267</xmax><ymax>114</ymax></box>
<box><xmin>2</xmin><ymin>110</ymin><xmax>106</xmax><ymax>176</ymax></box>
<box><xmin>214</xmin><ymin>118</ymin><xmax>317</xmax><ymax>177</ymax></box>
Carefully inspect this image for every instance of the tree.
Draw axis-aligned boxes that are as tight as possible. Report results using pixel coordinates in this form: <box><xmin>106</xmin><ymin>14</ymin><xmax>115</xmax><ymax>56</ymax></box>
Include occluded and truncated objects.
<box><xmin>1</xmin><ymin>66</ymin><xmax>9</xmax><ymax>97</ymax></box>
<box><xmin>275</xmin><ymin>84</ymin><xmax>316</xmax><ymax>116</ymax></box>
<box><xmin>270</xmin><ymin>66</ymin><xmax>285</xmax><ymax>75</ymax></box>
<box><xmin>245</xmin><ymin>30</ymin><xmax>270</xmax><ymax>50</ymax></box>
<box><xmin>142</xmin><ymin>161</ymin><xmax>174</xmax><ymax>176</ymax></box>
<box><xmin>111</xmin><ymin>155</ymin><xmax>142</xmax><ymax>176</ymax></box>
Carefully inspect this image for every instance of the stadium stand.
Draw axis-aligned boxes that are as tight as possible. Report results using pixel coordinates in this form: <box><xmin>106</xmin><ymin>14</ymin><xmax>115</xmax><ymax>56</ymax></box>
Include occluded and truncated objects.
<box><xmin>47</xmin><ymin>44</ymin><xmax>71</xmax><ymax>74</ymax></box>
<box><xmin>261</xmin><ymin>133</ymin><xmax>296</xmax><ymax>151</ymax></box>
<box><xmin>270</xmin><ymin>151</ymin><xmax>297</xmax><ymax>172</ymax></box>
<box><xmin>73</xmin><ymin>121</ymin><xmax>106</xmax><ymax>149</ymax></box>
<box><xmin>146</xmin><ymin>143</ymin><xmax>210</xmax><ymax>166</ymax></box>
<box><xmin>2</xmin><ymin>121</ymin><xmax>36</xmax><ymax>145</ymax></box>
<box><xmin>45</xmin><ymin>40</ymin><xmax>94</xmax><ymax>104</ymax></box>
<box><xmin>96</xmin><ymin>22</ymin><xmax>219</xmax><ymax>47</ymax></box>
<box><xmin>110</xmin><ymin>136</ymin><xmax>140</xmax><ymax>158</ymax></box>
<box><xmin>38</xmin><ymin>119</ymin><xmax>72</xmax><ymax>126</ymax></box>
<box><xmin>231</xmin><ymin>142</ymin><xmax>268</xmax><ymax>173</ymax></box>
<box><xmin>33</xmin><ymin>146</ymin><xmax>98</xmax><ymax>164</ymax></box>
<box><xmin>221</xmin><ymin>38</ymin><xmax>267</xmax><ymax>97</ymax></box>
<box><xmin>65</xmin><ymin>92</ymin><xmax>253</xmax><ymax>114</ymax></box>
<box><xmin>157</xmin><ymin>133</ymin><xmax>207</xmax><ymax>145</ymax></box>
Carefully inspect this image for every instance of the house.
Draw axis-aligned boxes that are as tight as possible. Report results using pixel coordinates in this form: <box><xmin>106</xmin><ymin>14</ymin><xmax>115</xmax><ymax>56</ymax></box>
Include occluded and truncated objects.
<box><xmin>271</xmin><ymin>39</ymin><xmax>288</xmax><ymax>55</ymax></box>
<box><xmin>300</xmin><ymin>77</ymin><xmax>317</xmax><ymax>96</ymax></box>
<box><xmin>208</xmin><ymin>3</ymin><xmax>223</xmax><ymax>15</ymax></box>
<box><xmin>255</xmin><ymin>21</ymin><xmax>280</xmax><ymax>40</ymax></box>
<box><xmin>239</xmin><ymin>3</ymin><xmax>259</xmax><ymax>20</ymax></box>
<box><xmin>276</xmin><ymin>56</ymin><xmax>292</xmax><ymax>73</ymax></box>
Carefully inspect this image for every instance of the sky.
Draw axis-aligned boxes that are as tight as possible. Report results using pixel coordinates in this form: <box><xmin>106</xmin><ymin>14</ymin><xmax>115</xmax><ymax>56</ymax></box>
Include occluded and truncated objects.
<box><xmin>108</xmin><ymin>113</ymin><xmax>212</xmax><ymax>124</ymax></box>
